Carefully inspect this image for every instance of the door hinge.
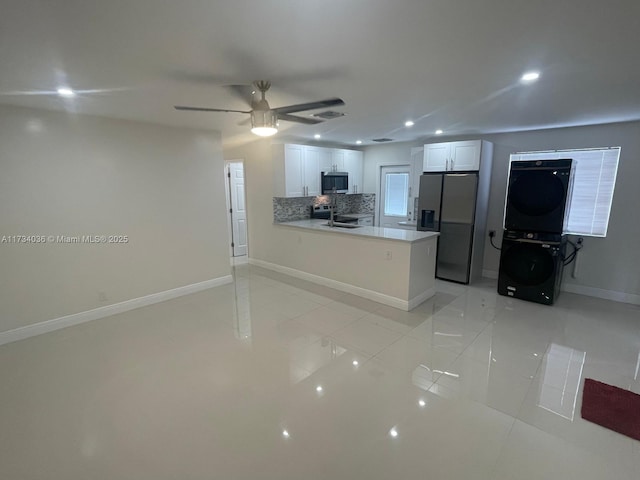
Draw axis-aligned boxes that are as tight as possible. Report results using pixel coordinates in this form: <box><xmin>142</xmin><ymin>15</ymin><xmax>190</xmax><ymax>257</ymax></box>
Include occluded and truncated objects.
<box><xmin>231</xmin><ymin>242</ymin><xmax>235</xmax><ymax>248</ymax></box>
<box><xmin>229</xmin><ymin>208</ymin><xmax>233</xmax><ymax>213</ymax></box>
<box><xmin>227</xmin><ymin>171</ymin><xmax>231</xmax><ymax>178</ymax></box>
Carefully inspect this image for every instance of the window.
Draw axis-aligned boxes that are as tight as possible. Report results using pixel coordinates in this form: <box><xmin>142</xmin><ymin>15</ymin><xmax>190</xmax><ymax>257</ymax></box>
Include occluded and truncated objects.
<box><xmin>384</xmin><ymin>173</ymin><xmax>409</xmax><ymax>216</ymax></box>
<box><xmin>509</xmin><ymin>147</ymin><xmax>620</xmax><ymax>237</ymax></box>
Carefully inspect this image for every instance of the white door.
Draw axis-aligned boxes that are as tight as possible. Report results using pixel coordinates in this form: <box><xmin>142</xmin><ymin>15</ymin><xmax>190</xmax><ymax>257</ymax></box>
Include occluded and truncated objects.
<box><xmin>227</xmin><ymin>162</ymin><xmax>248</xmax><ymax>257</ymax></box>
<box><xmin>379</xmin><ymin>165</ymin><xmax>411</xmax><ymax>228</ymax></box>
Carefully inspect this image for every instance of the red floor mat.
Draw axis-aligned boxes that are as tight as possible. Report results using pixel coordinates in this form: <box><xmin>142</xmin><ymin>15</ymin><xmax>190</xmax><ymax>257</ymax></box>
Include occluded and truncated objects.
<box><xmin>581</xmin><ymin>378</ymin><xmax>640</xmax><ymax>441</ymax></box>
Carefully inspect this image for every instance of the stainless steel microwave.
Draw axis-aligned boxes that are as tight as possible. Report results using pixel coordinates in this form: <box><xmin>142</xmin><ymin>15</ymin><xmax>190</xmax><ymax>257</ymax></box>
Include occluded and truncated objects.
<box><xmin>321</xmin><ymin>172</ymin><xmax>349</xmax><ymax>194</ymax></box>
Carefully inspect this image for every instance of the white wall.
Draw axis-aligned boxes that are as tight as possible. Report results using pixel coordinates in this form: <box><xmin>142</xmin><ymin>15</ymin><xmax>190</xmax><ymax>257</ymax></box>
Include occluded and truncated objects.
<box><xmin>224</xmin><ymin>138</ymin><xmax>274</xmax><ymax>262</ymax></box>
<box><xmin>0</xmin><ymin>105</ymin><xmax>230</xmax><ymax>332</ymax></box>
<box><xmin>362</xmin><ymin>143</ymin><xmax>414</xmax><ymax>194</ymax></box>
<box><xmin>362</xmin><ymin>121</ymin><xmax>640</xmax><ymax>300</ymax></box>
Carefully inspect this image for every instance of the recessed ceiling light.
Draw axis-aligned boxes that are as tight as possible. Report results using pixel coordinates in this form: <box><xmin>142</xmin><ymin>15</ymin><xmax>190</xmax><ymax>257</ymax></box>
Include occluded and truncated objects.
<box><xmin>356</xmin><ymin>140</ymin><xmax>362</xmax><ymax>145</ymax></box>
<box><xmin>404</xmin><ymin>120</ymin><xmax>414</xmax><ymax>127</ymax></box>
<box><xmin>316</xmin><ymin>385</ymin><xmax>323</xmax><ymax>393</ymax></box>
<box><xmin>435</xmin><ymin>129</ymin><xmax>443</xmax><ymax>135</ymax></box>
<box><xmin>282</xmin><ymin>430</ymin><xmax>290</xmax><ymax>438</ymax></box>
<box><xmin>389</xmin><ymin>428</ymin><xmax>398</xmax><ymax>438</ymax></box>
<box><xmin>57</xmin><ymin>87</ymin><xmax>75</xmax><ymax>98</ymax></box>
<box><xmin>521</xmin><ymin>71</ymin><xmax>540</xmax><ymax>83</ymax></box>
<box><xmin>314</xmin><ymin>134</ymin><xmax>321</xmax><ymax>139</ymax></box>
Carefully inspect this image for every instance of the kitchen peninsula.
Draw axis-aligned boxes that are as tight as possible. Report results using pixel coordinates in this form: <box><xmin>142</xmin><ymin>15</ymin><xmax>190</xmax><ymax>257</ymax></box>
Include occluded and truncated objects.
<box><xmin>251</xmin><ymin>219</ymin><xmax>439</xmax><ymax>311</ymax></box>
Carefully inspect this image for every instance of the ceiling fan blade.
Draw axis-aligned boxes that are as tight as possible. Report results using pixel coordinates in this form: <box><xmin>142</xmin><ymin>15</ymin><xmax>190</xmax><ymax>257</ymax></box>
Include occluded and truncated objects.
<box><xmin>277</xmin><ymin>113</ymin><xmax>324</xmax><ymax>125</ymax></box>
<box><xmin>174</xmin><ymin>105</ymin><xmax>251</xmax><ymax>114</ymax></box>
<box><xmin>272</xmin><ymin>98</ymin><xmax>345</xmax><ymax>115</ymax></box>
<box><xmin>225</xmin><ymin>84</ymin><xmax>255</xmax><ymax>107</ymax></box>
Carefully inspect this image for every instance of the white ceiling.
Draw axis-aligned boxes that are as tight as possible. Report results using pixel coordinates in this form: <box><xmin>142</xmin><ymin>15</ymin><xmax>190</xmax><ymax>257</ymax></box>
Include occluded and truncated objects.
<box><xmin>2</xmin><ymin>0</ymin><xmax>640</xmax><ymax>148</ymax></box>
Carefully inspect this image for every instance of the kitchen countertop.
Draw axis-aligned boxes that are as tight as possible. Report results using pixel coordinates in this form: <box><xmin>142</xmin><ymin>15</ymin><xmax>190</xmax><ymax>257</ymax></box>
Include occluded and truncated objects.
<box><xmin>338</xmin><ymin>213</ymin><xmax>374</xmax><ymax>219</ymax></box>
<box><xmin>276</xmin><ymin>219</ymin><xmax>439</xmax><ymax>243</ymax></box>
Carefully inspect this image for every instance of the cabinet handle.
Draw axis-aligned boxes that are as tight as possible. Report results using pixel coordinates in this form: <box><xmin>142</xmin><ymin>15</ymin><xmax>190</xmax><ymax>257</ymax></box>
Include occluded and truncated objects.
<box><xmin>446</xmin><ymin>159</ymin><xmax>449</xmax><ymax>170</ymax></box>
<box><xmin>451</xmin><ymin>158</ymin><xmax>454</xmax><ymax>169</ymax></box>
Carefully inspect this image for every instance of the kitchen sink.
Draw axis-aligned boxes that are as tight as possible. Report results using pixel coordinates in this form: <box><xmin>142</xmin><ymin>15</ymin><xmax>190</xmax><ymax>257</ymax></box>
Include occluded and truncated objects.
<box><xmin>324</xmin><ymin>222</ymin><xmax>362</xmax><ymax>229</ymax></box>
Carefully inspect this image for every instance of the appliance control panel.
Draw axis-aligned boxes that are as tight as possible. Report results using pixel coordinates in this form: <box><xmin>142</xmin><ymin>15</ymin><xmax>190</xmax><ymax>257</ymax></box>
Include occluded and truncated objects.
<box><xmin>310</xmin><ymin>204</ymin><xmax>335</xmax><ymax>219</ymax></box>
<box><xmin>503</xmin><ymin>230</ymin><xmax>564</xmax><ymax>244</ymax></box>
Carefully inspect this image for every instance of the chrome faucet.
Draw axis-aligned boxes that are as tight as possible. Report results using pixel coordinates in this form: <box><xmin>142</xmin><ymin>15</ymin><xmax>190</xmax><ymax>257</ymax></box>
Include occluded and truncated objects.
<box><xmin>329</xmin><ymin>188</ymin><xmax>337</xmax><ymax>227</ymax></box>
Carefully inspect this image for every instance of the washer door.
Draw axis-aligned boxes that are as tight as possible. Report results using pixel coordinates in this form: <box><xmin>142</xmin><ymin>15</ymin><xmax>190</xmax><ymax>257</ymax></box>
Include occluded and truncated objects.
<box><xmin>509</xmin><ymin>171</ymin><xmax>565</xmax><ymax>215</ymax></box>
<box><xmin>501</xmin><ymin>243</ymin><xmax>555</xmax><ymax>286</ymax></box>
<box><xmin>505</xmin><ymin>168</ymin><xmax>569</xmax><ymax>233</ymax></box>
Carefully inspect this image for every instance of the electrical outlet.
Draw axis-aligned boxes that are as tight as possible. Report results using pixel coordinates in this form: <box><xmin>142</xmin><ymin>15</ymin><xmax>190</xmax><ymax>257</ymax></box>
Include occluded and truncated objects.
<box><xmin>385</xmin><ymin>250</ymin><xmax>392</xmax><ymax>260</ymax></box>
<box><xmin>489</xmin><ymin>230</ymin><xmax>496</xmax><ymax>238</ymax></box>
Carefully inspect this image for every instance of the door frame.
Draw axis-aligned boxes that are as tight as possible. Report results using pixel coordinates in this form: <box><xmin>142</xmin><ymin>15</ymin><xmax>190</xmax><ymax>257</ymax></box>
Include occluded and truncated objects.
<box><xmin>224</xmin><ymin>159</ymin><xmax>248</xmax><ymax>258</ymax></box>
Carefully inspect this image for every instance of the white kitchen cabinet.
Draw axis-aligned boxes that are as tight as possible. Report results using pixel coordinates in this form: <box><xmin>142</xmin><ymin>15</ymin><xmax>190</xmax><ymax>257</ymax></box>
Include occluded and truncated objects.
<box><xmin>273</xmin><ymin>144</ymin><xmax>321</xmax><ymax>197</ymax></box>
<box><xmin>273</xmin><ymin>144</ymin><xmax>364</xmax><ymax>197</ymax></box>
<box><xmin>423</xmin><ymin>143</ymin><xmax>449</xmax><ymax>172</ymax></box>
<box><xmin>331</xmin><ymin>149</ymin><xmax>345</xmax><ymax>172</ymax></box>
<box><xmin>303</xmin><ymin>147</ymin><xmax>322</xmax><ymax>196</ymax></box>
<box><xmin>319</xmin><ymin>148</ymin><xmax>334</xmax><ymax>174</ymax></box>
<box><xmin>344</xmin><ymin>150</ymin><xmax>364</xmax><ymax>194</ymax></box>
<box><xmin>282</xmin><ymin>144</ymin><xmax>304</xmax><ymax>197</ymax></box>
<box><xmin>423</xmin><ymin>140</ymin><xmax>483</xmax><ymax>172</ymax></box>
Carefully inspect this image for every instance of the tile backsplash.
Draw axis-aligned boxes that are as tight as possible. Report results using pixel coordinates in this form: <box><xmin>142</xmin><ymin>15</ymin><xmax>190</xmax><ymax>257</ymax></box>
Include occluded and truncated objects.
<box><xmin>273</xmin><ymin>194</ymin><xmax>376</xmax><ymax>223</ymax></box>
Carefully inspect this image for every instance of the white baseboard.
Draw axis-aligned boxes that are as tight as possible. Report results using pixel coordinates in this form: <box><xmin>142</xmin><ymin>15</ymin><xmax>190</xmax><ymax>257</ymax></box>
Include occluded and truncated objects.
<box><xmin>481</xmin><ymin>269</ymin><xmax>639</xmax><ymax>306</ymax></box>
<box><xmin>249</xmin><ymin>258</ymin><xmax>434</xmax><ymax>311</ymax></box>
<box><xmin>408</xmin><ymin>287</ymin><xmax>437</xmax><ymax>310</ymax></box>
<box><xmin>0</xmin><ymin>275</ymin><xmax>233</xmax><ymax>346</ymax></box>
<box><xmin>562</xmin><ymin>283</ymin><xmax>640</xmax><ymax>306</ymax></box>
<box><xmin>482</xmin><ymin>269</ymin><xmax>499</xmax><ymax>279</ymax></box>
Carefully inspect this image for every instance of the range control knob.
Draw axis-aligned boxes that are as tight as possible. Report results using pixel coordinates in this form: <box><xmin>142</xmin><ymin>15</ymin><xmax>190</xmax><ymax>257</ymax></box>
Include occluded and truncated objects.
<box><xmin>526</xmin><ymin>233</ymin><xmax>534</xmax><ymax>239</ymax></box>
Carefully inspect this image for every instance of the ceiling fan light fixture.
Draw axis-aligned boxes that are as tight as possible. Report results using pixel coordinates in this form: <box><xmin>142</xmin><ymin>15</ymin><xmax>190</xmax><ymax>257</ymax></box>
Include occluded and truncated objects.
<box><xmin>250</xmin><ymin>110</ymin><xmax>278</xmax><ymax>137</ymax></box>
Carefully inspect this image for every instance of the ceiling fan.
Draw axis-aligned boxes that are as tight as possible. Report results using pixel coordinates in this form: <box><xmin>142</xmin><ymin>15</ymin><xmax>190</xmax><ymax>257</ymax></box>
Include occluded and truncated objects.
<box><xmin>174</xmin><ymin>80</ymin><xmax>345</xmax><ymax>137</ymax></box>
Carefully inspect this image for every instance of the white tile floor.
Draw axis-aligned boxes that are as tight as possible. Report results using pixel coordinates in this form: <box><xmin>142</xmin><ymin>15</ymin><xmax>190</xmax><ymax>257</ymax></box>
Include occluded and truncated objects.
<box><xmin>1</xmin><ymin>264</ymin><xmax>639</xmax><ymax>479</ymax></box>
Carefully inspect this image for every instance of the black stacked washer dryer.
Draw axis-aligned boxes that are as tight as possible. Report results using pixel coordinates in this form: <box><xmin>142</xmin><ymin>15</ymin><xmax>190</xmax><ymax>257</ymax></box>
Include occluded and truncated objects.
<box><xmin>498</xmin><ymin>159</ymin><xmax>572</xmax><ymax>305</ymax></box>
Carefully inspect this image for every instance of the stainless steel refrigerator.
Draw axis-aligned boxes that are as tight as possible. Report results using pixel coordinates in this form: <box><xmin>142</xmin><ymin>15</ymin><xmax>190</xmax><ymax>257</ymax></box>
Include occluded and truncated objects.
<box><xmin>417</xmin><ymin>173</ymin><xmax>485</xmax><ymax>284</ymax></box>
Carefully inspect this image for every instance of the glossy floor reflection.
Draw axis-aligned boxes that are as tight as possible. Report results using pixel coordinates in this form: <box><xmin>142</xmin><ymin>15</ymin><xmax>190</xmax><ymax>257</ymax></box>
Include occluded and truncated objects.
<box><xmin>1</xmin><ymin>264</ymin><xmax>639</xmax><ymax>479</ymax></box>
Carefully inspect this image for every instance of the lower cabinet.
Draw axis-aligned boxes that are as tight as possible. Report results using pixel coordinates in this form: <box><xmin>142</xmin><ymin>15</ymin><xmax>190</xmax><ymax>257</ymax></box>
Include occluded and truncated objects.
<box><xmin>357</xmin><ymin>216</ymin><xmax>373</xmax><ymax>226</ymax></box>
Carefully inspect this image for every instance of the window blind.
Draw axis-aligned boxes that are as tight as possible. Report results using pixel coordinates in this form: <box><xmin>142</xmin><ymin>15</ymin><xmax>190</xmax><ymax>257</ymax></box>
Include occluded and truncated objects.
<box><xmin>508</xmin><ymin>147</ymin><xmax>620</xmax><ymax>237</ymax></box>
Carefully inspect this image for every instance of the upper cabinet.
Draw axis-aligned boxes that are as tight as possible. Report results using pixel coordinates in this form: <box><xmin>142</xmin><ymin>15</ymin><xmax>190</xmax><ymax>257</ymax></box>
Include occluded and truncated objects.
<box><xmin>343</xmin><ymin>150</ymin><xmax>363</xmax><ymax>194</ymax></box>
<box><xmin>273</xmin><ymin>144</ymin><xmax>364</xmax><ymax>197</ymax></box>
<box><xmin>273</xmin><ymin>144</ymin><xmax>320</xmax><ymax>197</ymax></box>
<box><xmin>331</xmin><ymin>149</ymin><xmax>345</xmax><ymax>172</ymax></box>
<box><xmin>423</xmin><ymin>140</ymin><xmax>483</xmax><ymax>172</ymax></box>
